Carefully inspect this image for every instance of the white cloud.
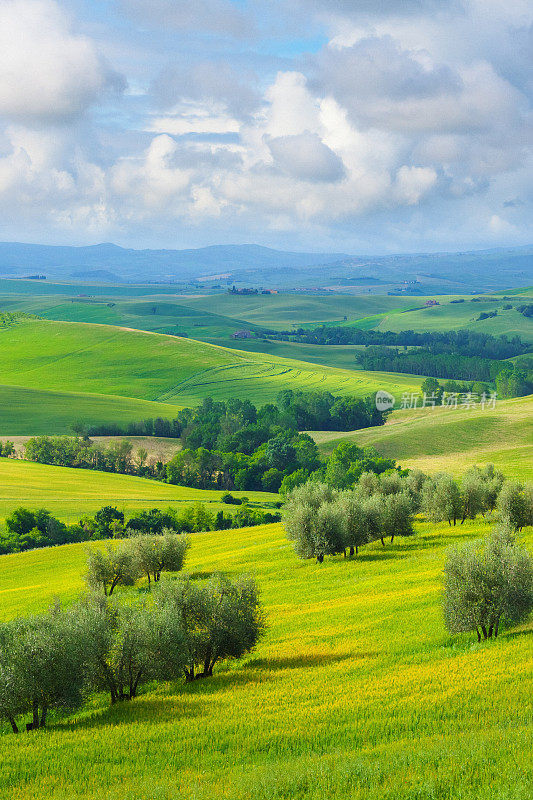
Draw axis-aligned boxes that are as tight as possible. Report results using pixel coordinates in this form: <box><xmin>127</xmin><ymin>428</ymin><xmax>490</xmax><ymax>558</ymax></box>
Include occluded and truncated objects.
<box><xmin>0</xmin><ymin>1</ymin><xmax>123</xmax><ymax>123</ymax></box>
<box><xmin>266</xmin><ymin>132</ymin><xmax>346</xmax><ymax>183</ymax></box>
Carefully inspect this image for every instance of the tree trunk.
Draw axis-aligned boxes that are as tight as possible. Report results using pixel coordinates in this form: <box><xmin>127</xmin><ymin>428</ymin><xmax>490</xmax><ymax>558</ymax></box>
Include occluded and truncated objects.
<box><xmin>494</xmin><ymin>618</ymin><xmax>500</xmax><ymax>638</ymax></box>
<box><xmin>32</xmin><ymin>699</ymin><xmax>40</xmax><ymax>730</ymax></box>
<box><xmin>380</xmin><ymin>538</ymin><xmax>385</xmax><ymax>546</ymax></box>
<box><xmin>8</xmin><ymin>716</ymin><xmax>18</xmax><ymax>734</ymax></box>
<box><xmin>481</xmin><ymin>624</ymin><xmax>488</xmax><ymax>640</ymax></box>
<box><xmin>390</xmin><ymin>535</ymin><xmax>394</xmax><ymax>543</ymax></box>
<box><xmin>476</xmin><ymin>627</ymin><xmax>481</xmax><ymax>643</ymax></box>
<box><xmin>349</xmin><ymin>546</ymin><xmax>354</xmax><ymax>557</ymax></box>
<box><xmin>316</xmin><ymin>553</ymin><xmax>324</xmax><ymax>563</ymax></box>
<box><xmin>355</xmin><ymin>545</ymin><xmax>358</xmax><ymax>555</ymax></box>
<box><xmin>40</xmin><ymin>704</ymin><xmax>48</xmax><ymax>728</ymax></box>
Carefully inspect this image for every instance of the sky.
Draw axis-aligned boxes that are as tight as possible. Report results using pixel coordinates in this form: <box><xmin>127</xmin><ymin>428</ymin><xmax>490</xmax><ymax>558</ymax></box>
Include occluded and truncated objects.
<box><xmin>0</xmin><ymin>0</ymin><xmax>531</xmax><ymax>254</ymax></box>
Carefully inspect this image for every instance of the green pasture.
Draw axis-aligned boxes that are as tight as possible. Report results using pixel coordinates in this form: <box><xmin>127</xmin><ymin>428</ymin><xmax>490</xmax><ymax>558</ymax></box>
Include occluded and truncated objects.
<box><xmin>0</xmin><ymin>319</ymin><xmax>423</xmax><ymax>416</ymax></box>
<box><xmin>312</xmin><ymin>395</ymin><xmax>533</xmax><ymax>479</ymax></box>
<box><xmin>0</xmin><ymin>458</ymin><xmax>278</xmax><ymax>524</ymax></box>
<box><xmin>0</xmin><ymin>518</ymin><xmax>531</xmax><ymax>800</ymax></box>
<box><xmin>0</xmin><ymin>384</ymin><xmax>183</xmax><ymax>436</ymax></box>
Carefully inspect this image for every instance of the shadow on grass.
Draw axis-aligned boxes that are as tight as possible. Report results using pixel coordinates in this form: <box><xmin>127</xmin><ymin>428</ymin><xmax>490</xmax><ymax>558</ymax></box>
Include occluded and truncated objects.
<box><xmin>246</xmin><ymin>651</ymin><xmax>358</xmax><ymax>671</ymax></box>
<box><xmin>188</xmin><ymin>570</ymin><xmax>216</xmax><ymax>581</ymax></box>
<box><xmin>59</xmin><ymin>695</ymin><xmax>204</xmax><ymax>732</ymax></box>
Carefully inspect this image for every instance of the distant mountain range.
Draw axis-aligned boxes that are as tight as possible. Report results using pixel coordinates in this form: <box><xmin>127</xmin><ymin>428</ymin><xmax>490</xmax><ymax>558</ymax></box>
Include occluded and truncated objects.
<box><xmin>0</xmin><ymin>241</ymin><xmax>531</xmax><ymax>294</ymax></box>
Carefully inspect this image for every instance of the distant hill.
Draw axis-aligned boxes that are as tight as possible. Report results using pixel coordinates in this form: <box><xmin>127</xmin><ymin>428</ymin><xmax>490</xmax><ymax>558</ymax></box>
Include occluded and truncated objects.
<box><xmin>0</xmin><ymin>240</ymin><xmax>531</xmax><ymax>293</ymax></box>
<box><xmin>0</xmin><ymin>242</ymin><xmax>349</xmax><ymax>283</ymax></box>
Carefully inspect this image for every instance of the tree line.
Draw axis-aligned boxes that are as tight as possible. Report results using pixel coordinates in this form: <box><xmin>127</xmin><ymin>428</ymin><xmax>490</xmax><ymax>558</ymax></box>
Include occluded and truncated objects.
<box><xmin>268</xmin><ymin>326</ymin><xmax>528</xmax><ymax>360</ymax></box>
<box><xmin>284</xmin><ymin>465</ymin><xmax>533</xmax><ymax>562</ymax></box>
<box><xmin>356</xmin><ymin>346</ymin><xmax>506</xmax><ymax>382</ymax></box>
<box><xmin>84</xmin><ymin>392</ymin><xmax>387</xmax><ymax>441</ymax></box>
<box><xmin>356</xmin><ymin>348</ymin><xmax>532</xmax><ymax>393</ymax></box>
<box><xmin>0</xmin><ymin>501</ymin><xmax>281</xmax><ymax>555</ymax></box>
<box><xmin>19</xmin><ymin>429</ymin><xmax>395</xmax><ymax>494</ymax></box>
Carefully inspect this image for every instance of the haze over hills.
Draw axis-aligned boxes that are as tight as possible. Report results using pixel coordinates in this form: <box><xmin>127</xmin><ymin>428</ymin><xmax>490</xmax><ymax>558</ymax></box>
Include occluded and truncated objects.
<box><xmin>0</xmin><ymin>241</ymin><xmax>531</xmax><ymax>294</ymax></box>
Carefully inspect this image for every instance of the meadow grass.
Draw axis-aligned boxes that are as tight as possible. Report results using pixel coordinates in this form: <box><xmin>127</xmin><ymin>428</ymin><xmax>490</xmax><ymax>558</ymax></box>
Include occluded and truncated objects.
<box><xmin>0</xmin><ymin>318</ymin><xmax>422</xmax><ymax>417</ymax></box>
<box><xmin>0</xmin><ymin>458</ymin><xmax>279</xmax><ymax>523</ymax></box>
<box><xmin>0</xmin><ymin>519</ymin><xmax>531</xmax><ymax>799</ymax></box>
<box><xmin>312</xmin><ymin>395</ymin><xmax>533</xmax><ymax>480</ymax></box>
<box><xmin>377</xmin><ymin>295</ymin><xmax>533</xmax><ymax>341</ymax></box>
<box><xmin>0</xmin><ymin>384</ymin><xmax>184</xmax><ymax>435</ymax></box>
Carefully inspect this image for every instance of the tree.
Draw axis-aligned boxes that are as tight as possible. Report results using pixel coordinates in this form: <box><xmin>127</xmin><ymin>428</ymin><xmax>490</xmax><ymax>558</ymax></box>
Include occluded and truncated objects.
<box><xmin>283</xmin><ymin>483</ymin><xmax>344</xmax><ymax>562</ymax></box>
<box><xmin>444</xmin><ymin>527</ymin><xmax>533</xmax><ymax>641</ymax></box>
<box><xmin>0</xmin><ymin>605</ymin><xmax>87</xmax><ymax>732</ymax></box>
<box><xmin>85</xmin><ymin>542</ymin><xmax>140</xmax><ymax>595</ymax></box>
<box><xmin>460</xmin><ymin>470</ymin><xmax>486</xmax><ymax>523</ymax></box>
<box><xmin>379</xmin><ymin>492</ymin><xmax>414</xmax><ymax>543</ymax></box>
<box><xmin>93</xmin><ymin>506</ymin><xmax>125</xmax><ymax>538</ymax></box>
<box><xmin>335</xmin><ymin>492</ymin><xmax>368</xmax><ymax>556</ymax></box>
<box><xmin>497</xmin><ymin>481</ymin><xmax>533</xmax><ymax>531</ymax></box>
<box><xmin>155</xmin><ymin>574</ymin><xmax>266</xmax><ymax>680</ymax></box>
<box><xmin>422</xmin><ymin>474</ymin><xmax>462</xmax><ymax>525</ymax></box>
<box><xmin>78</xmin><ymin>595</ymin><xmax>187</xmax><ymax>703</ymax></box>
<box><xmin>133</xmin><ymin>531</ymin><xmax>189</xmax><ymax>585</ymax></box>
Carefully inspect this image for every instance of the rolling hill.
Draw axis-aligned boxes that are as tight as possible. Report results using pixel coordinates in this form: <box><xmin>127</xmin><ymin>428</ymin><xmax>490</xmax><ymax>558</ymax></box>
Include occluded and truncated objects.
<box><xmin>0</xmin><ymin>457</ymin><xmax>278</xmax><ymax>524</ymax></box>
<box><xmin>312</xmin><ymin>395</ymin><xmax>533</xmax><ymax>480</ymax></box>
<box><xmin>0</xmin><ymin>518</ymin><xmax>531</xmax><ymax>799</ymax></box>
<box><xmin>0</xmin><ymin>319</ymin><xmax>422</xmax><ymax>428</ymax></box>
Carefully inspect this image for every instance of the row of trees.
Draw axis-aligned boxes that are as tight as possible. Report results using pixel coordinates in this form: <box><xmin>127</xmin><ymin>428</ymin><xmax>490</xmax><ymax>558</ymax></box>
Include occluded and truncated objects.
<box><xmin>0</xmin><ymin>573</ymin><xmax>265</xmax><ymax>733</ymax></box>
<box><xmin>270</xmin><ymin>326</ymin><xmax>528</xmax><ymax>360</ymax></box>
<box><xmin>85</xmin><ymin>391</ymin><xmax>387</xmax><ymax>445</ymax></box>
<box><xmin>86</xmin><ymin>532</ymin><xmax>190</xmax><ymax>593</ymax></box>
<box><xmin>284</xmin><ymin>466</ymin><xmax>533</xmax><ymax>562</ymax></box>
<box><xmin>166</xmin><ymin>438</ymin><xmax>395</xmax><ymax>493</ymax></box>
<box><xmin>357</xmin><ymin>346</ymin><xmax>506</xmax><ymax>382</ymax></box>
<box><xmin>284</xmin><ymin>480</ymin><xmax>415</xmax><ymax>562</ymax></box>
<box><xmin>0</xmin><ymin>501</ymin><xmax>281</xmax><ymax>554</ymax></box>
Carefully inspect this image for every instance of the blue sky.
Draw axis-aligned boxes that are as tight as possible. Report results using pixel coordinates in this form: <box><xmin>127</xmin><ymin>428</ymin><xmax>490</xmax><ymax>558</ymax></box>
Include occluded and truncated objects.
<box><xmin>0</xmin><ymin>0</ymin><xmax>531</xmax><ymax>254</ymax></box>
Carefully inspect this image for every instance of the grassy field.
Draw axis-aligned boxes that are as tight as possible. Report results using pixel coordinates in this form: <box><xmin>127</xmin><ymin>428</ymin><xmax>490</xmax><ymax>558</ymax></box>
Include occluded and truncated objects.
<box><xmin>0</xmin><ymin>518</ymin><xmax>531</xmax><ymax>799</ymax></box>
<box><xmin>376</xmin><ymin>295</ymin><xmax>533</xmax><ymax>341</ymax></box>
<box><xmin>0</xmin><ymin>458</ymin><xmax>279</xmax><ymax>524</ymax></box>
<box><xmin>0</xmin><ymin>385</ymin><xmax>185</xmax><ymax>435</ymax></box>
<box><xmin>312</xmin><ymin>395</ymin><xmax>533</xmax><ymax>479</ymax></box>
<box><xmin>0</xmin><ymin>318</ymin><xmax>422</xmax><ymax>417</ymax></box>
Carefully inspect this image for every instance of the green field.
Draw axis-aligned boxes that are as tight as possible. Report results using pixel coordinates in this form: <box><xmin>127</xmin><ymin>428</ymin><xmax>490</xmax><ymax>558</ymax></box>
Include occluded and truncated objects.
<box><xmin>0</xmin><ymin>518</ymin><xmax>531</xmax><ymax>799</ymax></box>
<box><xmin>2</xmin><ymin>288</ymin><xmax>532</xmax><ymax>343</ymax></box>
<box><xmin>0</xmin><ymin>319</ymin><xmax>422</xmax><ymax>427</ymax></box>
<box><xmin>0</xmin><ymin>458</ymin><xmax>278</xmax><ymax>523</ymax></box>
<box><xmin>376</xmin><ymin>295</ymin><xmax>533</xmax><ymax>341</ymax></box>
<box><xmin>0</xmin><ymin>385</ymin><xmax>185</xmax><ymax>435</ymax></box>
<box><xmin>312</xmin><ymin>395</ymin><xmax>533</xmax><ymax>479</ymax></box>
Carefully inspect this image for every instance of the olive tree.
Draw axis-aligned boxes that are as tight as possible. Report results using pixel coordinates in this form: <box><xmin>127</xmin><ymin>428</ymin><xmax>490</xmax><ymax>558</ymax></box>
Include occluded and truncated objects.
<box><xmin>422</xmin><ymin>474</ymin><xmax>462</xmax><ymax>526</ymax></box>
<box><xmin>0</xmin><ymin>606</ymin><xmax>87</xmax><ymax>732</ymax></box>
<box><xmin>133</xmin><ymin>531</ymin><xmax>190</xmax><ymax>585</ymax></box>
<box><xmin>85</xmin><ymin>541</ymin><xmax>140</xmax><ymax>595</ymax></box>
<box><xmin>155</xmin><ymin>573</ymin><xmax>266</xmax><ymax>681</ymax></box>
<box><xmin>497</xmin><ymin>480</ymin><xmax>533</xmax><ymax>531</ymax></box>
<box><xmin>379</xmin><ymin>491</ymin><xmax>414</xmax><ymax>544</ymax></box>
<box><xmin>335</xmin><ymin>492</ymin><xmax>369</xmax><ymax>557</ymax></box>
<box><xmin>443</xmin><ymin>526</ymin><xmax>533</xmax><ymax>641</ymax></box>
<box><xmin>77</xmin><ymin>595</ymin><xmax>187</xmax><ymax>703</ymax></box>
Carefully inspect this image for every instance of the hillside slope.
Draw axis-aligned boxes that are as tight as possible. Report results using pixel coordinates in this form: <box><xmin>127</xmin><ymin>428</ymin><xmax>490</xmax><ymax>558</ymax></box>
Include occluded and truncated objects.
<box><xmin>0</xmin><ymin>520</ymin><xmax>531</xmax><ymax>800</ymax></box>
<box><xmin>0</xmin><ymin>457</ymin><xmax>278</xmax><ymax>523</ymax></box>
<box><xmin>312</xmin><ymin>395</ymin><xmax>533</xmax><ymax>479</ymax></box>
<box><xmin>0</xmin><ymin>318</ymin><xmax>422</xmax><ymax>411</ymax></box>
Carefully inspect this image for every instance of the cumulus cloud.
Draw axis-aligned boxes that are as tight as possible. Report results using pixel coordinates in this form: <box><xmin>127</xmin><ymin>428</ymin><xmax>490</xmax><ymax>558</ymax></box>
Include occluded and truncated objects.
<box><xmin>0</xmin><ymin>0</ymin><xmax>530</xmax><ymax>251</ymax></box>
<box><xmin>266</xmin><ymin>132</ymin><xmax>346</xmax><ymax>183</ymax></box>
<box><xmin>0</xmin><ymin>0</ymin><xmax>124</xmax><ymax>123</ymax></box>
